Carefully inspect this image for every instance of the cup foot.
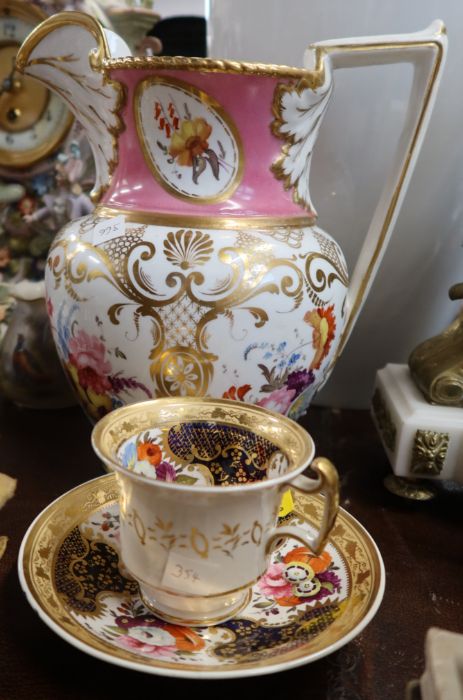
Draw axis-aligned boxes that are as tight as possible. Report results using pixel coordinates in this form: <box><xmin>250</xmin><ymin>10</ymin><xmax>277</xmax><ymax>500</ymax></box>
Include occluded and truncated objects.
<box><xmin>139</xmin><ymin>585</ymin><xmax>252</xmax><ymax>627</ymax></box>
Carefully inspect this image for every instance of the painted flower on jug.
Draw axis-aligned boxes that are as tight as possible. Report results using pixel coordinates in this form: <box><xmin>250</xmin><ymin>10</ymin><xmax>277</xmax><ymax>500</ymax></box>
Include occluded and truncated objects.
<box><xmin>146</xmin><ymin>83</ymin><xmax>241</xmax><ymax>198</ymax></box>
<box><xmin>153</xmin><ymin>97</ymin><xmax>224</xmax><ymax>186</ymax></box>
<box><xmin>286</xmin><ymin>369</ymin><xmax>315</xmax><ymax>396</ymax></box>
<box><xmin>53</xmin><ymin>306</ymin><xmax>152</xmax><ymax>420</ymax></box>
<box><xmin>258</xmin><ymin>386</ymin><xmax>296</xmax><ymax>414</ymax></box>
<box><xmin>244</xmin><ymin>340</ymin><xmax>317</xmax><ymax>414</ymax></box>
<box><xmin>258</xmin><ymin>545</ymin><xmax>341</xmax><ymax>606</ymax></box>
<box><xmin>169</xmin><ymin>117</ymin><xmax>212</xmax><ymax>167</ymax></box>
<box><xmin>222</xmin><ymin>384</ymin><xmax>251</xmax><ymax>401</ymax></box>
<box><xmin>68</xmin><ymin>329</ymin><xmax>112</xmax><ymax>395</ymax></box>
<box><xmin>305</xmin><ymin>305</ymin><xmax>336</xmax><ymax>370</ymax></box>
<box><xmin>242</xmin><ymin>305</ymin><xmax>337</xmax><ymax>417</ymax></box>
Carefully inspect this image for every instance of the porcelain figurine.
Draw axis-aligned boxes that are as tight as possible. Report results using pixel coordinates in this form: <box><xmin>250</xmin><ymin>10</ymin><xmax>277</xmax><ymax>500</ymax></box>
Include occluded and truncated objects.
<box><xmin>0</xmin><ymin>0</ymin><xmax>155</xmax><ymax>345</ymax></box>
<box><xmin>16</xmin><ymin>13</ymin><xmax>446</xmax><ymax>420</ymax></box>
<box><xmin>0</xmin><ymin>0</ymin><xmax>99</xmax><ymax>347</ymax></box>
<box><xmin>0</xmin><ymin>279</ymin><xmax>75</xmax><ymax>407</ymax></box>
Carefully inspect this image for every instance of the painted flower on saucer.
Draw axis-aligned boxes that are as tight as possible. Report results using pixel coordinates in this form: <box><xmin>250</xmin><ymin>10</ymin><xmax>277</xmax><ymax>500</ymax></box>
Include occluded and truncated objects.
<box><xmin>106</xmin><ymin>600</ymin><xmax>205</xmax><ymax>657</ymax></box>
<box><xmin>258</xmin><ymin>546</ymin><xmax>341</xmax><ymax>608</ymax></box>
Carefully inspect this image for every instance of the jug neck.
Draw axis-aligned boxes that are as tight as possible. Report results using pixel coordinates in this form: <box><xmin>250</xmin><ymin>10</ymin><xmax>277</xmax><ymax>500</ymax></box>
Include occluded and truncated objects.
<box><xmin>16</xmin><ymin>10</ymin><xmax>330</xmax><ymax>227</ymax></box>
<box><xmin>99</xmin><ymin>59</ymin><xmax>326</xmax><ymax>226</ymax></box>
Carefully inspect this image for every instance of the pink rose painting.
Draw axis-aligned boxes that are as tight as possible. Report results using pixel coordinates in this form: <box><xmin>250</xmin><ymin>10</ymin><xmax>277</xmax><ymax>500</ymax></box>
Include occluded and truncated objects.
<box><xmin>257</xmin><ymin>387</ymin><xmax>296</xmax><ymax>414</ymax></box>
<box><xmin>54</xmin><ymin>310</ymin><xmax>152</xmax><ymax>420</ymax></box>
<box><xmin>69</xmin><ymin>329</ymin><xmax>112</xmax><ymax>395</ymax></box>
<box><xmin>109</xmin><ymin>612</ymin><xmax>205</xmax><ymax>658</ymax></box>
<box><xmin>258</xmin><ymin>546</ymin><xmax>342</xmax><ymax>607</ymax></box>
<box><xmin>258</xmin><ymin>563</ymin><xmax>293</xmax><ymax>598</ymax></box>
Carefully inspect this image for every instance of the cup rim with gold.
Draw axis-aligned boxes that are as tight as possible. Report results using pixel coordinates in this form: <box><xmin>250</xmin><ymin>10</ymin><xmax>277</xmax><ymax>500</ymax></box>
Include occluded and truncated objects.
<box><xmin>91</xmin><ymin>396</ymin><xmax>316</xmax><ymax>492</ymax></box>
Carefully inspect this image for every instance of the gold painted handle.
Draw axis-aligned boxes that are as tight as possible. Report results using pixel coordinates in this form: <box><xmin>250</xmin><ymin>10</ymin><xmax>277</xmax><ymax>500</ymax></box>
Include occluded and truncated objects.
<box><xmin>265</xmin><ymin>456</ymin><xmax>339</xmax><ymax>556</ymax></box>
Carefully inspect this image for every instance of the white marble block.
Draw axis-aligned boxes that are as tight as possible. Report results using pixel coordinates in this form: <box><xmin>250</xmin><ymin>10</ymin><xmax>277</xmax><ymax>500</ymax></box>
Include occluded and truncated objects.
<box><xmin>411</xmin><ymin>628</ymin><xmax>463</xmax><ymax>700</ymax></box>
<box><xmin>371</xmin><ymin>364</ymin><xmax>463</xmax><ymax>484</ymax></box>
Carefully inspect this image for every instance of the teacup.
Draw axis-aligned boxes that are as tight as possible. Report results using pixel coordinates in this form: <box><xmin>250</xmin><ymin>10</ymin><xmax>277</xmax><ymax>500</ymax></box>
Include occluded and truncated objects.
<box><xmin>91</xmin><ymin>398</ymin><xmax>339</xmax><ymax>626</ymax></box>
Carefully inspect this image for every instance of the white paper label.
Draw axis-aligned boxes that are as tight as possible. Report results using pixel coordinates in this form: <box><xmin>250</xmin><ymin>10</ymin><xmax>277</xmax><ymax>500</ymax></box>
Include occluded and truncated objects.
<box><xmin>160</xmin><ymin>551</ymin><xmax>221</xmax><ymax>596</ymax></box>
<box><xmin>92</xmin><ymin>214</ymin><xmax>126</xmax><ymax>245</ymax></box>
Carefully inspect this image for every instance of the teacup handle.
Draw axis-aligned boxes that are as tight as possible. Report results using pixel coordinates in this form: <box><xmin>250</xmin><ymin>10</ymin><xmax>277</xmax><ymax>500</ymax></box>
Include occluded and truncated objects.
<box><xmin>265</xmin><ymin>457</ymin><xmax>339</xmax><ymax>557</ymax></box>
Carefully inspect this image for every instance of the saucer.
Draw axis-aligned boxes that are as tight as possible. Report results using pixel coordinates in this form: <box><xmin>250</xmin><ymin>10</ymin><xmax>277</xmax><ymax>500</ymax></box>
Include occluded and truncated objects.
<box><xmin>19</xmin><ymin>474</ymin><xmax>385</xmax><ymax>679</ymax></box>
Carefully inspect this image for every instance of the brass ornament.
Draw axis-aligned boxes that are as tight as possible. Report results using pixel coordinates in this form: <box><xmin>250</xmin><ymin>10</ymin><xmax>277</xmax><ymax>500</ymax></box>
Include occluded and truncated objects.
<box><xmin>410</xmin><ymin>429</ymin><xmax>449</xmax><ymax>477</ymax></box>
<box><xmin>409</xmin><ymin>283</ymin><xmax>463</xmax><ymax>406</ymax></box>
<box><xmin>383</xmin><ymin>474</ymin><xmax>437</xmax><ymax>501</ymax></box>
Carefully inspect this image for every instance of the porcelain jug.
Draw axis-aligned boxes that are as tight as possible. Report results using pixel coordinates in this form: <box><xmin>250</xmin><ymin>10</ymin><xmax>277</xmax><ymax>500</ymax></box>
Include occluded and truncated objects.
<box><xmin>16</xmin><ymin>14</ymin><xmax>446</xmax><ymax>421</ymax></box>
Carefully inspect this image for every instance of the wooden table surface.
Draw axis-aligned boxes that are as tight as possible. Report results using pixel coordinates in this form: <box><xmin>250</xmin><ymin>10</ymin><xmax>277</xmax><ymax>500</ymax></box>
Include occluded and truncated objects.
<box><xmin>0</xmin><ymin>399</ymin><xmax>462</xmax><ymax>699</ymax></box>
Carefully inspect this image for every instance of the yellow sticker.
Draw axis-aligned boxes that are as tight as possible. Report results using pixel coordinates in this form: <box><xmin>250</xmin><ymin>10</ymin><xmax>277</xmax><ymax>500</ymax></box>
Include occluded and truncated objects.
<box><xmin>278</xmin><ymin>489</ymin><xmax>294</xmax><ymax>518</ymax></box>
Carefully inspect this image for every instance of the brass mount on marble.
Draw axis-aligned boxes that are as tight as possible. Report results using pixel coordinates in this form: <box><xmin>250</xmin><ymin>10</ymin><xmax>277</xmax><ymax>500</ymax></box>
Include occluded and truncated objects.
<box><xmin>409</xmin><ymin>283</ymin><xmax>463</xmax><ymax>407</ymax></box>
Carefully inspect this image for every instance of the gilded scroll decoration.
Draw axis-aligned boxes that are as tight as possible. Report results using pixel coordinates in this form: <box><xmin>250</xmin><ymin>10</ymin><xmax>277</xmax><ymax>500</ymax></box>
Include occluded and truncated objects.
<box><xmin>48</xmin><ymin>220</ymin><xmax>310</xmax><ymax>401</ymax></box>
<box><xmin>163</xmin><ymin>230</ymin><xmax>214</xmax><ymax>270</ymax></box>
<box><xmin>271</xmin><ymin>76</ymin><xmax>333</xmax><ymax>214</ymax></box>
<box><xmin>47</xmin><ymin>211</ymin><xmax>349</xmax><ymax>420</ymax></box>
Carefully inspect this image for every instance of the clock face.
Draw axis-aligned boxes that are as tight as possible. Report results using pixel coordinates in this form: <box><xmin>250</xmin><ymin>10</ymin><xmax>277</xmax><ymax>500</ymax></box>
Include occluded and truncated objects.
<box><xmin>0</xmin><ymin>0</ymin><xmax>73</xmax><ymax>168</ymax></box>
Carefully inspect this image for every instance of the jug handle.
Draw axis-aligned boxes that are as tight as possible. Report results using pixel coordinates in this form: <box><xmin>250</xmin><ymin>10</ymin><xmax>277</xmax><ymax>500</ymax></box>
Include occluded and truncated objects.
<box><xmin>305</xmin><ymin>21</ymin><xmax>447</xmax><ymax>358</ymax></box>
<box><xmin>16</xmin><ymin>12</ymin><xmax>130</xmax><ymax>203</ymax></box>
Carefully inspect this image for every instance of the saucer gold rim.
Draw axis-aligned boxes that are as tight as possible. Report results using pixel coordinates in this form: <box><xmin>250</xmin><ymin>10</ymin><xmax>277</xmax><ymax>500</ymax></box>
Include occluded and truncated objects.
<box><xmin>18</xmin><ymin>474</ymin><xmax>385</xmax><ymax>679</ymax></box>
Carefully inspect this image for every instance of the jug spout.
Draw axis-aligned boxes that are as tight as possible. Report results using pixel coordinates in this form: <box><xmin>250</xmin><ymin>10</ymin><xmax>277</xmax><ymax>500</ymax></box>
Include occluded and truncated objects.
<box><xmin>16</xmin><ymin>12</ymin><xmax>130</xmax><ymax>202</ymax></box>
